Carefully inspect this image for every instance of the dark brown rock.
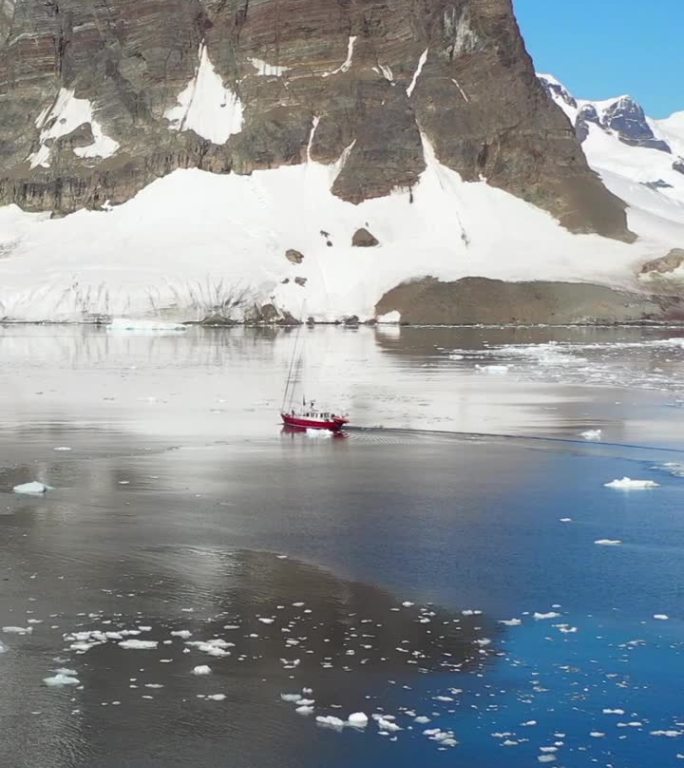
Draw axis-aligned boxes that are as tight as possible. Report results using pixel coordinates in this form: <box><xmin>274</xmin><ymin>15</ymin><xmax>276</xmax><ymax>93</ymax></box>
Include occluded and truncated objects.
<box><xmin>352</xmin><ymin>228</ymin><xmax>379</xmax><ymax>247</ymax></box>
<box><xmin>0</xmin><ymin>0</ymin><xmax>633</xmax><ymax>243</ymax></box>
<box><xmin>294</xmin><ymin>276</ymin><xmax>307</xmax><ymax>286</ymax></box>
<box><xmin>285</xmin><ymin>249</ymin><xmax>304</xmax><ymax>264</ymax></box>
<box><xmin>376</xmin><ymin>276</ymin><xmax>682</xmax><ymax>325</ymax></box>
<box><xmin>640</xmin><ymin>249</ymin><xmax>684</xmax><ymax>275</ymax></box>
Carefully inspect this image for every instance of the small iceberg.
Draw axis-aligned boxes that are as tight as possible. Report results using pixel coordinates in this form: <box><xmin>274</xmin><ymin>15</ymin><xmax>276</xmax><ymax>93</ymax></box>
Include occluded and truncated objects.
<box><xmin>118</xmin><ymin>639</ymin><xmax>158</xmax><ymax>650</ymax></box>
<box><xmin>44</xmin><ymin>672</ymin><xmax>80</xmax><ymax>687</ymax></box>
<box><xmin>348</xmin><ymin>712</ymin><xmax>369</xmax><ymax>727</ymax></box>
<box><xmin>595</xmin><ymin>539</ymin><xmax>622</xmax><ymax>547</ymax></box>
<box><xmin>13</xmin><ymin>481</ymin><xmax>51</xmax><ymax>495</ymax></box>
<box><xmin>106</xmin><ymin>318</ymin><xmax>187</xmax><ymax>334</ymax></box>
<box><xmin>580</xmin><ymin>429</ymin><xmax>602</xmax><ymax>441</ymax></box>
<box><xmin>604</xmin><ymin>477</ymin><xmax>659</xmax><ymax>490</ymax></box>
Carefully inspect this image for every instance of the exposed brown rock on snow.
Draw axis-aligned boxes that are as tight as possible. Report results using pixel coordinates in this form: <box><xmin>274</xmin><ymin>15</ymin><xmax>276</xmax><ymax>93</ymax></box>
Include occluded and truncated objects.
<box><xmin>352</xmin><ymin>228</ymin><xmax>380</xmax><ymax>247</ymax></box>
<box><xmin>376</xmin><ymin>276</ymin><xmax>683</xmax><ymax>325</ymax></box>
<box><xmin>640</xmin><ymin>249</ymin><xmax>684</xmax><ymax>275</ymax></box>
<box><xmin>285</xmin><ymin>249</ymin><xmax>304</xmax><ymax>264</ymax></box>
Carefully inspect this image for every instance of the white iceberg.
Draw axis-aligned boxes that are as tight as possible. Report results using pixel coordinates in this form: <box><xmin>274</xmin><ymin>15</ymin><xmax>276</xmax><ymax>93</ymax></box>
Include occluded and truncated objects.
<box><xmin>604</xmin><ymin>477</ymin><xmax>659</xmax><ymax>489</ymax></box>
<box><xmin>348</xmin><ymin>712</ymin><xmax>369</xmax><ymax>727</ymax></box>
<box><xmin>13</xmin><ymin>481</ymin><xmax>51</xmax><ymax>495</ymax></box>
<box><xmin>118</xmin><ymin>639</ymin><xmax>158</xmax><ymax>650</ymax></box>
<box><xmin>44</xmin><ymin>673</ymin><xmax>80</xmax><ymax>687</ymax></box>
<box><xmin>595</xmin><ymin>539</ymin><xmax>622</xmax><ymax>546</ymax></box>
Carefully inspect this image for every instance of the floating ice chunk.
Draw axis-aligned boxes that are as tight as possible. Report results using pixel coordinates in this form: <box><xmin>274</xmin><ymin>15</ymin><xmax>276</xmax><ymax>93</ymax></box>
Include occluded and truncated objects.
<box><xmin>651</xmin><ymin>730</ymin><xmax>682</xmax><ymax>737</ymax></box>
<box><xmin>534</xmin><ymin>612</ymin><xmax>561</xmax><ymax>621</ymax></box>
<box><xmin>653</xmin><ymin>614</ymin><xmax>669</xmax><ymax>621</ymax></box>
<box><xmin>499</xmin><ymin>618</ymin><xmax>522</xmax><ymax>627</ymax></box>
<box><xmin>0</xmin><ymin>640</ymin><xmax>6</xmax><ymax>653</ymax></box>
<box><xmin>604</xmin><ymin>477</ymin><xmax>659</xmax><ymax>489</ymax></box>
<box><xmin>376</xmin><ymin>716</ymin><xmax>402</xmax><ymax>732</ymax></box>
<box><xmin>207</xmin><ymin>693</ymin><xmax>226</xmax><ymax>701</ymax></box>
<box><xmin>559</xmin><ymin>518</ymin><xmax>573</xmax><ymax>523</ymax></box>
<box><xmin>13</xmin><ymin>481</ymin><xmax>51</xmax><ymax>495</ymax></box>
<box><xmin>401</xmin><ymin>601</ymin><xmax>414</xmax><ymax>608</ymax></box>
<box><xmin>280</xmin><ymin>693</ymin><xmax>302</xmax><ymax>703</ymax></box>
<box><xmin>595</xmin><ymin>539</ymin><xmax>622</xmax><ymax>547</ymax></box>
<box><xmin>603</xmin><ymin>708</ymin><xmax>625</xmax><ymax>715</ymax></box>
<box><xmin>538</xmin><ymin>756</ymin><xmax>556</xmax><ymax>764</ymax></box>
<box><xmin>44</xmin><ymin>673</ymin><xmax>80</xmax><ymax>687</ymax></box>
<box><xmin>414</xmin><ymin>715</ymin><xmax>431</xmax><ymax>724</ymax></box>
<box><xmin>53</xmin><ymin>446</ymin><xmax>72</xmax><ymax>452</ymax></box>
<box><xmin>118</xmin><ymin>639</ymin><xmax>158</xmax><ymax>650</ymax></box>
<box><xmin>258</xmin><ymin>618</ymin><xmax>275</xmax><ymax>624</ymax></box>
<box><xmin>581</xmin><ymin>429</ymin><xmax>602</xmax><ymax>441</ymax></box>
<box><xmin>590</xmin><ymin>732</ymin><xmax>605</xmax><ymax>738</ymax></box>
<box><xmin>192</xmin><ymin>665</ymin><xmax>212</xmax><ymax>675</ymax></box>
<box><xmin>296</xmin><ymin>705</ymin><xmax>315</xmax><ymax>716</ymax></box>
<box><xmin>316</xmin><ymin>715</ymin><xmax>345</xmax><ymax>730</ymax></box>
<box><xmin>107</xmin><ymin>318</ymin><xmax>187</xmax><ymax>334</ymax></box>
<box><xmin>475</xmin><ymin>364</ymin><xmax>509</xmax><ymax>375</ymax></box>
<box><xmin>348</xmin><ymin>712</ymin><xmax>369</xmax><ymax>727</ymax></box>
<box><xmin>170</xmin><ymin>630</ymin><xmax>192</xmax><ymax>639</ymax></box>
<box><xmin>2</xmin><ymin>626</ymin><xmax>33</xmax><ymax>635</ymax></box>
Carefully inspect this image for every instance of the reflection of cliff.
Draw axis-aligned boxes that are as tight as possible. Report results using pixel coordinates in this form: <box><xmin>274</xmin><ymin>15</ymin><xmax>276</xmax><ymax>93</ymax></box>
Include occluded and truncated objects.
<box><xmin>0</xmin><ymin>550</ymin><xmax>498</xmax><ymax>767</ymax></box>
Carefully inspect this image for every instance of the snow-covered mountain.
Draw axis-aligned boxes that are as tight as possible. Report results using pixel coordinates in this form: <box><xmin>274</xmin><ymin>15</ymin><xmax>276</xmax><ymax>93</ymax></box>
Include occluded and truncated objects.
<box><xmin>538</xmin><ymin>74</ymin><xmax>684</xmax><ymax>287</ymax></box>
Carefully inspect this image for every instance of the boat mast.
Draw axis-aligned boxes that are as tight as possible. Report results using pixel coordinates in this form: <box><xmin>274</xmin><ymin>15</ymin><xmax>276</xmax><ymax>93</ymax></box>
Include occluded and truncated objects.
<box><xmin>281</xmin><ymin>324</ymin><xmax>303</xmax><ymax>412</ymax></box>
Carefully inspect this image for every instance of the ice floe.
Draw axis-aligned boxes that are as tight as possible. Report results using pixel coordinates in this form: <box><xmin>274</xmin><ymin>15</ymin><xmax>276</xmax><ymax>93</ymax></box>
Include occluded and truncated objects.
<box><xmin>44</xmin><ymin>672</ymin><xmax>80</xmax><ymax>687</ymax></box>
<box><xmin>2</xmin><ymin>626</ymin><xmax>33</xmax><ymax>634</ymax></box>
<box><xmin>13</xmin><ymin>481</ymin><xmax>51</xmax><ymax>495</ymax></box>
<box><xmin>118</xmin><ymin>639</ymin><xmax>158</xmax><ymax>650</ymax></box>
<box><xmin>604</xmin><ymin>477</ymin><xmax>659</xmax><ymax>489</ymax></box>
<box><xmin>192</xmin><ymin>665</ymin><xmax>212</xmax><ymax>675</ymax></box>
<box><xmin>580</xmin><ymin>429</ymin><xmax>602</xmax><ymax>441</ymax></box>
<box><xmin>594</xmin><ymin>539</ymin><xmax>623</xmax><ymax>546</ymax></box>
<box><xmin>348</xmin><ymin>712</ymin><xmax>369</xmax><ymax>727</ymax></box>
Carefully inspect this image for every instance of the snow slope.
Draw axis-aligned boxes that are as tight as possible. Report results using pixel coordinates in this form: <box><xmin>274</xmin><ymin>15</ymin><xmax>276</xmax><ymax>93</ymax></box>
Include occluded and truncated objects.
<box><xmin>0</xmin><ymin>136</ymin><xmax>649</xmax><ymax>323</ymax></box>
<box><xmin>0</xmin><ymin>80</ymin><xmax>682</xmax><ymax>322</ymax></box>
<box><xmin>538</xmin><ymin>75</ymin><xmax>684</xmax><ymax>263</ymax></box>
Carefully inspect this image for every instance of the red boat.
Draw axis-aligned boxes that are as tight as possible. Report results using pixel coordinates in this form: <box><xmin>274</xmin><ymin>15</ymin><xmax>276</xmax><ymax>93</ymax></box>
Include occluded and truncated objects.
<box><xmin>280</xmin><ymin>327</ymin><xmax>349</xmax><ymax>432</ymax></box>
<box><xmin>281</xmin><ymin>405</ymin><xmax>349</xmax><ymax>432</ymax></box>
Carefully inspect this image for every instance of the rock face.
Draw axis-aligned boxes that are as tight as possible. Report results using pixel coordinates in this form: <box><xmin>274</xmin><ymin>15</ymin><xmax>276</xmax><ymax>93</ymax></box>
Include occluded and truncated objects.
<box><xmin>674</xmin><ymin>158</ymin><xmax>684</xmax><ymax>175</ymax></box>
<box><xmin>600</xmin><ymin>97</ymin><xmax>671</xmax><ymax>153</ymax></box>
<box><xmin>376</xmin><ymin>276</ymin><xmax>684</xmax><ymax>325</ymax></box>
<box><xmin>640</xmin><ymin>249</ymin><xmax>684</xmax><ymax>275</ymax></box>
<box><xmin>0</xmin><ymin>0</ymin><xmax>631</xmax><ymax>241</ymax></box>
<box><xmin>352</xmin><ymin>228</ymin><xmax>379</xmax><ymax>247</ymax></box>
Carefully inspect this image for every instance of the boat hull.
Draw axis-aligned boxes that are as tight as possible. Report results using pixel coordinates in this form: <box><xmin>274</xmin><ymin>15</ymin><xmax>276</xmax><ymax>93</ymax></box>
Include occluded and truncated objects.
<box><xmin>281</xmin><ymin>413</ymin><xmax>348</xmax><ymax>432</ymax></box>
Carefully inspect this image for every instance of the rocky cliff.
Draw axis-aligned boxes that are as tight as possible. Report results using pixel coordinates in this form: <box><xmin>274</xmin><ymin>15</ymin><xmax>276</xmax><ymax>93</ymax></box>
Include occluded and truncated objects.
<box><xmin>0</xmin><ymin>0</ymin><xmax>631</xmax><ymax>240</ymax></box>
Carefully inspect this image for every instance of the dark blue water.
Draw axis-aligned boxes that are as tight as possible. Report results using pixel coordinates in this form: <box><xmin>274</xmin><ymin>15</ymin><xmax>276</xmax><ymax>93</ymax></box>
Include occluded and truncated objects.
<box><xmin>0</xmin><ymin>325</ymin><xmax>683</xmax><ymax>767</ymax></box>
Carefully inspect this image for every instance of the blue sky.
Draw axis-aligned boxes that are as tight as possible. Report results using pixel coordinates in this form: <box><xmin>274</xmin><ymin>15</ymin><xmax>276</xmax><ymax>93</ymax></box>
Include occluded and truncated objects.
<box><xmin>513</xmin><ymin>0</ymin><xmax>683</xmax><ymax>118</ymax></box>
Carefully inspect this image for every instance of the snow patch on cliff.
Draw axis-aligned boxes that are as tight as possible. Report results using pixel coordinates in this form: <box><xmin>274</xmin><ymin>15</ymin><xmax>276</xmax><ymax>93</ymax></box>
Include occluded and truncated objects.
<box><xmin>29</xmin><ymin>88</ymin><xmax>119</xmax><ymax>168</ymax></box>
<box><xmin>249</xmin><ymin>58</ymin><xmax>289</xmax><ymax>77</ymax></box>
<box><xmin>323</xmin><ymin>36</ymin><xmax>357</xmax><ymax>77</ymax></box>
<box><xmin>166</xmin><ymin>43</ymin><xmax>243</xmax><ymax>144</ymax></box>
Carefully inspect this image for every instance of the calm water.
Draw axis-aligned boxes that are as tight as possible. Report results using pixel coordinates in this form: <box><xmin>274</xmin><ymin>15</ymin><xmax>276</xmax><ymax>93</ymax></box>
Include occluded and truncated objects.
<box><xmin>1</xmin><ymin>325</ymin><xmax>683</xmax><ymax>768</ymax></box>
